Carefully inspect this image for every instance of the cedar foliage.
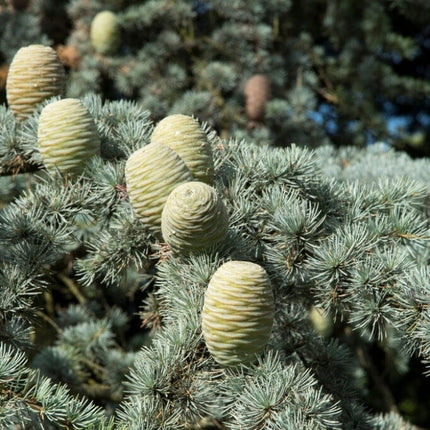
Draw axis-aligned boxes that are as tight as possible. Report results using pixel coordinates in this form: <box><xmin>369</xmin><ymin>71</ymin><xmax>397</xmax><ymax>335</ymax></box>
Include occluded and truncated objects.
<box><xmin>0</xmin><ymin>1</ymin><xmax>430</xmax><ymax>429</ymax></box>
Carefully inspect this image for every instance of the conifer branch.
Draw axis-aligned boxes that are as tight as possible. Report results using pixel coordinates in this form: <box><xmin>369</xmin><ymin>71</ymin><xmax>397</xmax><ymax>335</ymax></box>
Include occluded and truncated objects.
<box><xmin>0</xmin><ymin>155</ymin><xmax>42</xmax><ymax>177</ymax></box>
<box><xmin>347</xmin><ymin>327</ymin><xmax>399</xmax><ymax>414</ymax></box>
<box><xmin>1</xmin><ymin>2</ymin><xmax>430</xmax><ymax>427</ymax></box>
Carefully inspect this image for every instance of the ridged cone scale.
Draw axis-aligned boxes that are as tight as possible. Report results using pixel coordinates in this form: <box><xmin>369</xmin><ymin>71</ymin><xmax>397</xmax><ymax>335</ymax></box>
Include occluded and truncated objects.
<box><xmin>6</xmin><ymin>44</ymin><xmax>65</xmax><ymax>121</ymax></box>
<box><xmin>37</xmin><ymin>98</ymin><xmax>100</xmax><ymax>177</ymax></box>
<box><xmin>202</xmin><ymin>261</ymin><xmax>274</xmax><ymax>367</ymax></box>
<box><xmin>161</xmin><ymin>181</ymin><xmax>228</xmax><ymax>253</ymax></box>
<box><xmin>150</xmin><ymin>114</ymin><xmax>214</xmax><ymax>184</ymax></box>
<box><xmin>125</xmin><ymin>142</ymin><xmax>194</xmax><ymax>234</ymax></box>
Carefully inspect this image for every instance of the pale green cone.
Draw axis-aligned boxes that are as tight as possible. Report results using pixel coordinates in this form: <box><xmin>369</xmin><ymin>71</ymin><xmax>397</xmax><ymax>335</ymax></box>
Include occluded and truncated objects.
<box><xmin>90</xmin><ymin>10</ymin><xmax>121</xmax><ymax>56</ymax></box>
<box><xmin>37</xmin><ymin>98</ymin><xmax>100</xmax><ymax>177</ymax></box>
<box><xmin>161</xmin><ymin>181</ymin><xmax>228</xmax><ymax>253</ymax></box>
<box><xmin>6</xmin><ymin>44</ymin><xmax>65</xmax><ymax>121</ymax></box>
<box><xmin>150</xmin><ymin>114</ymin><xmax>214</xmax><ymax>184</ymax></box>
<box><xmin>202</xmin><ymin>261</ymin><xmax>274</xmax><ymax>367</ymax></box>
<box><xmin>309</xmin><ymin>306</ymin><xmax>333</xmax><ymax>338</ymax></box>
<box><xmin>125</xmin><ymin>142</ymin><xmax>194</xmax><ymax>234</ymax></box>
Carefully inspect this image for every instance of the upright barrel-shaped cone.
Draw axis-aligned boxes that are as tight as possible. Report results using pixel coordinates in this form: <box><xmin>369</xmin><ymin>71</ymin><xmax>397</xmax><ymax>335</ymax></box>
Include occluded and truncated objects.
<box><xmin>90</xmin><ymin>10</ymin><xmax>122</xmax><ymax>56</ymax></box>
<box><xmin>37</xmin><ymin>98</ymin><xmax>100</xmax><ymax>177</ymax></box>
<box><xmin>202</xmin><ymin>261</ymin><xmax>274</xmax><ymax>367</ymax></box>
<box><xmin>6</xmin><ymin>44</ymin><xmax>65</xmax><ymax>121</ymax></box>
<box><xmin>244</xmin><ymin>74</ymin><xmax>271</xmax><ymax>121</ymax></box>
<box><xmin>161</xmin><ymin>181</ymin><xmax>228</xmax><ymax>253</ymax></box>
<box><xmin>125</xmin><ymin>142</ymin><xmax>194</xmax><ymax>234</ymax></box>
<box><xmin>150</xmin><ymin>114</ymin><xmax>214</xmax><ymax>184</ymax></box>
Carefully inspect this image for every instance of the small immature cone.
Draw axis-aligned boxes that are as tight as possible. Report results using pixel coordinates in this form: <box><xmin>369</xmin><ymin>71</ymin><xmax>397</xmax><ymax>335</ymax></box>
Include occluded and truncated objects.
<box><xmin>6</xmin><ymin>44</ymin><xmax>65</xmax><ymax>121</ymax></box>
<box><xmin>90</xmin><ymin>10</ymin><xmax>122</xmax><ymax>56</ymax></box>
<box><xmin>202</xmin><ymin>261</ymin><xmax>274</xmax><ymax>367</ymax></box>
<box><xmin>161</xmin><ymin>181</ymin><xmax>228</xmax><ymax>253</ymax></box>
<box><xmin>244</xmin><ymin>74</ymin><xmax>271</xmax><ymax>121</ymax></box>
<box><xmin>150</xmin><ymin>114</ymin><xmax>214</xmax><ymax>184</ymax></box>
<box><xmin>309</xmin><ymin>306</ymin><xmax>333</xmax><ymax>338</ymax></box>
<box><xmin>125</xmin><ymin>142</ymin><xmax>194</xmax><ymax>234</ymax></box>
<box><xmin>37</xmin><ymin>98</ymin><xmax>100</xmax><ymax>177</ymax></box>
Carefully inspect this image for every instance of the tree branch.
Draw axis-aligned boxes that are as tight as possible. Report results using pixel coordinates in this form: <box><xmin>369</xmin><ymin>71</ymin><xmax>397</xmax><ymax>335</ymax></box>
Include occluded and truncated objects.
<box><xmin>0</xmin><ymin>155</ymin><xmax>42</xmax><ymax>177</ymax></box>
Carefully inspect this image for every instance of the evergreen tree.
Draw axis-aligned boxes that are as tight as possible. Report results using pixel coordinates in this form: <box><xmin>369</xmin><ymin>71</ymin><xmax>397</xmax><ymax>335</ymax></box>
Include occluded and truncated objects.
<box><xmin>1</xmin><ymin>0</ymin><xmax>430</xmax><ymax>153</ymax></box>
<box><xmin>0</xmin><ymin>1</ymin><xmax>430</xmax><ymax>429</ymax></box>
<box><xmin>1</xmin><ymin>91</ymin><xmax>430</xmax><ymax>428</ymax></box>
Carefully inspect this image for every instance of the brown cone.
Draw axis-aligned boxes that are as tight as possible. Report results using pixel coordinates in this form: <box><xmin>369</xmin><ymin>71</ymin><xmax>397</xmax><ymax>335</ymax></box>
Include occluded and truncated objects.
<box><xmin>57</xmin><ymin>45</ymin><xmax>81</xmax><ymax>69</ymax></box>
<box><xmin>244</xmin><ymin>74</ymin><xmax>271</xmax><ymax>121</ymax></box>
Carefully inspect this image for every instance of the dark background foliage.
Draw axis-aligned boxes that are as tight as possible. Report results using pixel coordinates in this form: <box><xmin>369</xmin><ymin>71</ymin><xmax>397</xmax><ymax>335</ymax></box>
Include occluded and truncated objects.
<box><xmin>1</xmin><ymin>0</ymin><xmax>430</xmax><ymax>154</ymax></box>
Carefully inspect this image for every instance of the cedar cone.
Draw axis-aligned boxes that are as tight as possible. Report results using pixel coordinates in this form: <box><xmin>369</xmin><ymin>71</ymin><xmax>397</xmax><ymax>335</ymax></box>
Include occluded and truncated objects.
<box><xmin>161</xmin><ymin>181</ymin><xmax>229</xmax><ymax>254</ymax></box>
<box><xmin>243</xmin><ymin>74</ymin><xmax>271</xmax><ymax>121</ymax></box>
<box><xmin>90</xmin><ymin>10</ymin><xmax>122</xmax><ymax>56</ymax></box>
<box><xmin>151</xmin><ymin>114</ymin><xmax>214</xmax><ymax>185</ymax></box>
<box><xmin>57</xmin><ymin>45</ymin><xmax>81</xmax><ymax>69</ymax></box>
<box><xmin>125</xmin><ymin>142</ymin><xmax>194</xmax><ymax>234</ymax></box>
<box><xmin>202</xmin><ymin>260</ymin><xmax>275</xmax><ymax>367</ymax></box>
<box><xmin>6</xmin><ymin>44</ymin><xmax>65</xmax><ymax>121</ymax></box>
<box><xmin>37</xmin><ymin>98</ymin><xmax>101</xmax><ymax>177</ymax></box>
